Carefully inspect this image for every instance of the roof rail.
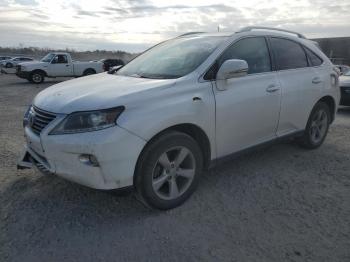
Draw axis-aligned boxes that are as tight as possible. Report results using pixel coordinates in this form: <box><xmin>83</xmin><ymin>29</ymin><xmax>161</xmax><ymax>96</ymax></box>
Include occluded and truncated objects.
<box><xmin>237</xmin><ymin>26</ymin><xmax>306</xmax><ymax>39</ymax></box>
<box><xmin>177</xmin><ymin>32</ymin><xmax>205</xmax><ymax>37</ymax></box>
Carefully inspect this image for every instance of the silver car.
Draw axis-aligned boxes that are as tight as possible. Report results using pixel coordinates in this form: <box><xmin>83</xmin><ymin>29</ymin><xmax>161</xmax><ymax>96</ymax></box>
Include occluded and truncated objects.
<box><xmin>1</xmin><ymin>56</ymin><xmax>34</xmax><ymax>68</ymax></box>
<box><xmin>19</xmin><ymin>27</ymin><xmax>340</xmax><ymax>210</ymax></box>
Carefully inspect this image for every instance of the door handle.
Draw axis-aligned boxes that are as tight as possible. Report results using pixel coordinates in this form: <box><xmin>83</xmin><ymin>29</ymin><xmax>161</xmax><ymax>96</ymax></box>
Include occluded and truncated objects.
<box><xmin>266</xmin><ymin>85</ymin><xmax>280</xmax><ymax>93</ymax></box>
<box><xmin>65</xmin><ymin>65</ymin><xmax>70</xmax><ymax>67</ymax></box>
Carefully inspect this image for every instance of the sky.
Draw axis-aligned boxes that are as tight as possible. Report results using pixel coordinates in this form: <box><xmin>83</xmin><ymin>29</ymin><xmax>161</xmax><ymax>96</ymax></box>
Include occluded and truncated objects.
<box><xmin>0</xmin><ymin>0</ymin><xmax>349</xmax><ymax>53</ymax></box>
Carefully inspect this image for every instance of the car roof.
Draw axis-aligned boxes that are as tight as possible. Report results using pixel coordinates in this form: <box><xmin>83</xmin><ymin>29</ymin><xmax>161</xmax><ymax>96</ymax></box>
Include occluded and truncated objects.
<box><xmin>49</xmin><ymin>52</ymin><xmax>70</xmax><ymax>55</ymax></box>
<box><xmin>177</xmin><ymin>29</ymin><xmax>321</xmax><ymax>54</ymax></box>
<box><xmin>178</xmin><ymin>27</ymin><xmax>307</xmax><ymax>41</ymax></box>
<box><xmin>13</xmin><ymin>56</ymin><xmax>32</xmax><ymax>59</ymax></box>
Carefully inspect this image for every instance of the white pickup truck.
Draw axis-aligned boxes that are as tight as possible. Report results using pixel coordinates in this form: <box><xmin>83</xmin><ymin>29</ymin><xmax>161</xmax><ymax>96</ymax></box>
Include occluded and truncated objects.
<box><xmin>16</xmin><ymin>52</ymin><xmax>104</xmax><ymax>83</ymax></box>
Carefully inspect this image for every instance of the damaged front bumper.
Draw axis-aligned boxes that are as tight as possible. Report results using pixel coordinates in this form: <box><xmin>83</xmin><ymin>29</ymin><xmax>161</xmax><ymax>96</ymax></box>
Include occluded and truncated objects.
<box><xmin>17</xmin><ymin>124</ymin><xmax>147</xmax><ymax>190</ymax></box>
<box><xmin>17</xmin><ymin>145</ymin><xmax>53</xmax><ymax>175</ymax></box>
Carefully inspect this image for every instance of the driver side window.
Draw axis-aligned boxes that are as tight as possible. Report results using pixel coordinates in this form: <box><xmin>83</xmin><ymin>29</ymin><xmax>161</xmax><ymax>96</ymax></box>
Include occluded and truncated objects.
<box><xmin>205</xmin><ymin>37</ymin><xmax>272</xmax><ymax>80</ymax></box>
<box><xmin>219</xmin><ymin>37</ymin><xmax>271</xmax><ymax>74</ymax></box>
<box><xmin>52</xmin><ymin>55</ymin><xmax>68</xmax><ymax>64</ymax></box>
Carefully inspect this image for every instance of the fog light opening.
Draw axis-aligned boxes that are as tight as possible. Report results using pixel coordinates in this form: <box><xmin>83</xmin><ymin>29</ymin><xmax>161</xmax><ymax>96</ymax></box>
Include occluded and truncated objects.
<box><xmin>79</xmin><ymin>154</ymin><xmax>100</xmax><ymax>167</ymax></box>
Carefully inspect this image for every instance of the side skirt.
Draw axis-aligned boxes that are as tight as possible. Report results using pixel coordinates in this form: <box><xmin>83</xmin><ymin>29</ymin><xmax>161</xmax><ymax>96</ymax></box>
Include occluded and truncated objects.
<box><xmin>209</xmin><ymin>130</ymin><xmax>304</xmax><ymax>169</ymax></box>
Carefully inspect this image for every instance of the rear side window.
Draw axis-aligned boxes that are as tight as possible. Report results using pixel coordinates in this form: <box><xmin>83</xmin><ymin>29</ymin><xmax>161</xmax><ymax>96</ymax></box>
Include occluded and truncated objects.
<box><xmin>304</xmin><ymin>48</ymin><xmax>323</xmax><ymax>67</ymax></box>
<box><xmin>218</xmin><ymin>37</ymin><xmax>271</xmax><ymax>74</ymax></box>
<box><xmin>270</xmin><ymin>38</ymin><xmax>308</xmax><ymax>70</ymax></box>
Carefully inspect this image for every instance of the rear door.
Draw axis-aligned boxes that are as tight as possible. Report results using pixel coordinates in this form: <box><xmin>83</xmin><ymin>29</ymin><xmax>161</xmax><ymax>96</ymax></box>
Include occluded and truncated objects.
<box><xmin>213</xmin><ymin>37</ymin><xmax>281</xmax><ymax>157</ymax></box>
<box><xmin>269</xmin><ymin>37</ymin><xmax>322</xmax><ymax>136</ymax></box>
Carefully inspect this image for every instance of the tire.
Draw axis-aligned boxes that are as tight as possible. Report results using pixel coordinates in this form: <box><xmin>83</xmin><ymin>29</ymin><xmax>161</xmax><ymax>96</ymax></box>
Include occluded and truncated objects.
<box><xmin>298</xmin><ymin>102</ymin><xmax>331</xmax><ymax>149</ymax></box>
<box><xmin>83</xmin><ymin>69</ymin><xmax>96</xmax><ymax>76</ymax></box>
<box><xmin>135</xmin><ymin>131</ymin><xmax>203</xmax><ymax>210</ymax></box>
<box><xmin>30</xmin><ymin>71</ymin><xmax>45</xmax><ymax>84</ymax></box>
<box><xmin>5</xmin><ymin>62</ymin><xmax>13</xmax><ymax>68</ymax></box>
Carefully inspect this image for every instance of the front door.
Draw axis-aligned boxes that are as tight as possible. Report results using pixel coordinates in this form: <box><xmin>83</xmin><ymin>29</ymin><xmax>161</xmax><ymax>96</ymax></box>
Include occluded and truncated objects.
<box><xmin>48</xmin><ymin>54</ymin><xmax>72</xmax><ymax>76</ymax></box>
<box><xmin>213</xmin><ymin>37</ymin><xmax>281</xmax><ymax>158</ymax></box>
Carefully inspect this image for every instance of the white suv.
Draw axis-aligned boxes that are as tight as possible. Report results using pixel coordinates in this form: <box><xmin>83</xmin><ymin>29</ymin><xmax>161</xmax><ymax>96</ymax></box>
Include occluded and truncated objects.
<box><xmin>18</xmin><ymin>27</ymin><xmax>340</xmax><ymax>209</ymax></box>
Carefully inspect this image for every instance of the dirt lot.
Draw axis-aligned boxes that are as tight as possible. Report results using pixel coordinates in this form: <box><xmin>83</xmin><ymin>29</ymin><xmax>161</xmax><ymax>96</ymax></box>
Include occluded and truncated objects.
<box><xmin>0</xmin><ymin>73</ymin><xmax>349</xmax><ymax>262</ymax></box>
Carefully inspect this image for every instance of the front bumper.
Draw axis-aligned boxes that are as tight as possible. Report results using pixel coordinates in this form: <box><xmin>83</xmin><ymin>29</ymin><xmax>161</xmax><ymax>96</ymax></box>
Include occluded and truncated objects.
<box><xmin>340</xmin><ymin>86</ymin><xmax>350</xmax><ymax>106</ymax></box>
<box><xmin>18</xmin><ymin>125</ymin><xmax>147</xmax><ymax>190</ymax></box>
<box><xmin>16</xmin><ymin>70</ymin><xmax>31</xmax><ymax>79</ymax></box>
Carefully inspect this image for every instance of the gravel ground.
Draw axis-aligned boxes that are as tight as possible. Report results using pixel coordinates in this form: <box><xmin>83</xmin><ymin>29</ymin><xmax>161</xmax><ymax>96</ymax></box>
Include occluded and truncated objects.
<box><xmin>0</xmin><ymin>73</ymin><xmax>349</xmax><ymax>262</ymax></box>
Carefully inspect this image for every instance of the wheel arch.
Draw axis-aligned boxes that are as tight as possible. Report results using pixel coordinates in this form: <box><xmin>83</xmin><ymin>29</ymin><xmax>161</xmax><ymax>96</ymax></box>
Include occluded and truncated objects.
<box><xmin>317</xmin><ymin>95</ymin><xmax>336</xmax><ymax>123</ymax></box>
<box><xmin>83</xmin><ymin>68</ymin><xmax>96</xmax><ymax>75</ymax></box>
<box><xmin>31</xmin><ymin>69</ymin><xmax>47</xmax><ymax>77</ymax></box>
<box><xmin>133</xmin><ymin>123</ymin><xmax>212</xmax><ymax>184</ymax></box>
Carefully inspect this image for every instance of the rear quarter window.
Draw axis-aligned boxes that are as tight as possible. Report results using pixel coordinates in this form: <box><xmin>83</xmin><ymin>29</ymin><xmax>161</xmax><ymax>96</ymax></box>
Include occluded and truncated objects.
<box><xmin>304</xmin><ymin>48</ymin><xmax>323</xmax><ymax>67</ymax></box>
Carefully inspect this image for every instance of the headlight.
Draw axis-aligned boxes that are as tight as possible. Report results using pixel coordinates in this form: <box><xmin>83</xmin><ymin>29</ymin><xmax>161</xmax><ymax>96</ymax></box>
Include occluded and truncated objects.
<box><xmin>50</xmin><ymin>107</ymin><xmax>125</xmax><ymax>135</ymax></box>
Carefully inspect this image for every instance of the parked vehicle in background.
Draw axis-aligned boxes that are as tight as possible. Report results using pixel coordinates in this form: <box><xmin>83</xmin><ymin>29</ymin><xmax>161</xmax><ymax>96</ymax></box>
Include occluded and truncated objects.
<box><xmin>15</xmin><ymin>52</ymin><xmax>104</xmax><ymax>83</ymax></box>
<box><xmin>100</xmin><ymin>58</ymin><xmax>125</xmax><ymax>71</ymax></box>
<box><xmin>108</xmin><ymin>65</ymin><xmax>123</xmax><ymax>74</ymax></box>
<box><xmin>0</xmin><ymin>56</ymin><xmax>12</xmax><ymax>61</ymax></box>
<box><xmin>339</xmin><ymin>70</ymin><xmax>350</xmax><ymax>105</ymax></box>
<box><xmin>1</xmin><ymin>57</ymin><xmax>34</xmax><ymax>68</ymax></box>
<box><xmin>335</xmin><ymin>64</ymin><xmax>350</xmax><ymax>75</ymax></box>
<box><xmin>18</xmin><ymin>27</ymin><xmax>340</xmax><ymax>210</ymax></box>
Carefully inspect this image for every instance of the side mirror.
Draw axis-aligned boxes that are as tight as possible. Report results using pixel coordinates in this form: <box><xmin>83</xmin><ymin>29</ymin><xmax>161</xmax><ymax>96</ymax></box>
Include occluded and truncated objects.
<box><xmin>108</xmin><ymin>65</ymin><xmax>123</xmax><ymax>74</ymax></box>
<box><xmin>216</xmin><ymin>59</ymin><xmax>248</xmax><ymax>80</ymax></box>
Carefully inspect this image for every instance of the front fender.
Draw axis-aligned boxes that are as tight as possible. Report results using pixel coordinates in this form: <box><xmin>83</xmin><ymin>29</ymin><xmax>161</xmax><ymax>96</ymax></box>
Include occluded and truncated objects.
<box><xmin>117</xmin><ymin>80</ymin><xmax>216</xmax><ymax>159</ymax></box>
<box><xmin>30</xmin><ymin>68</ymin><xmax>48</xmax><ymax>76</ymax></box>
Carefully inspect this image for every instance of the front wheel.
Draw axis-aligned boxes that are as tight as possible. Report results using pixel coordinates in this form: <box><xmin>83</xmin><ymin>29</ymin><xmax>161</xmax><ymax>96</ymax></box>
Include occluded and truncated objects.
<box><xmin>30</xmin><ymin>72</ymin><xmax>44</xmax><ymax>84</ymax></box>
<box><xmin>135</xmin><ymin>131</ymin><xmax>203</xmax><ymax>210</ymax></box>
<box><xmin>298</xmin><ymin>102</ymin><xmax>331</xmax><ymax>149</ymax></box>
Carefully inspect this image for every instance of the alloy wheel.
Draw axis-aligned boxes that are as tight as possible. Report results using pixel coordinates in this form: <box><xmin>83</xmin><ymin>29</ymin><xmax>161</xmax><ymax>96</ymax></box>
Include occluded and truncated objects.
<box><xmin>151</xmin><ymin>146</ymin><xmax>196</xmax><ymax>200</ymax></box>
<box><xmin>309</xmin><ymin>109</ymin><xmax>328</xmax><ymax>144</ymax></box>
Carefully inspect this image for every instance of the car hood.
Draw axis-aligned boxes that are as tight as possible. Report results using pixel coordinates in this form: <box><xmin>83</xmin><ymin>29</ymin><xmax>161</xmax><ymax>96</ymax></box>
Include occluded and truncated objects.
<box><xmin>33</xmin><ymin>73</ymin><xmax>176</xmax><ymax>114</ymax></box>
<box><xmin>339</xmin><ymin>75</ymin><xmax>350</xmax><ymax>86</ymax></box>
<box><xmin>20</xmin><ymin>61</ymin><xmax>44</xmax><ymax>67</ymax></box>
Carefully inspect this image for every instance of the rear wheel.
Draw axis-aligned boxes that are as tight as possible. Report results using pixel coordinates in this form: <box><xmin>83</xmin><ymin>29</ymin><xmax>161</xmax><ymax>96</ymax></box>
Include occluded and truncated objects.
<box><xmin>135</xmin><ymin>131</ymin><xmax>203</xmax><ymax>210</ymax></box>
<box><xmin>83</xmin><ymin>69</ymin><xmax>96</xmax><ymax>76</ymax></box>
<box><xmin>298</xmin><ymin>102</ymin><xmax>330</xmax><ymax>149</ymax></box>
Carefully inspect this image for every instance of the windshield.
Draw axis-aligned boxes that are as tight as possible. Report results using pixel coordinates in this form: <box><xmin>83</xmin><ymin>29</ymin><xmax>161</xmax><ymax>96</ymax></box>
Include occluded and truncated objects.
<box><xmin>41</xmin><ymin>53</ymin><xmax>55</xmax><ymax>63</ymax></box>
<box><xmin>117</xmin><ymin>36</ymin><xmax>226</xmax><ymax>79</ymax></box>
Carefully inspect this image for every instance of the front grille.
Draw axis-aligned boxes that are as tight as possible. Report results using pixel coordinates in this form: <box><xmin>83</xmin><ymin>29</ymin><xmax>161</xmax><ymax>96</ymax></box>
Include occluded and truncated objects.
<box><xmin>30</xmin><ymin>106</ymin><xmax>57</xmax><ymax>135</ymax></box>
<box><xmin>16</xmin><ymin>65</ymin><xmax>21</xmax><ymax>73</ymax></box>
